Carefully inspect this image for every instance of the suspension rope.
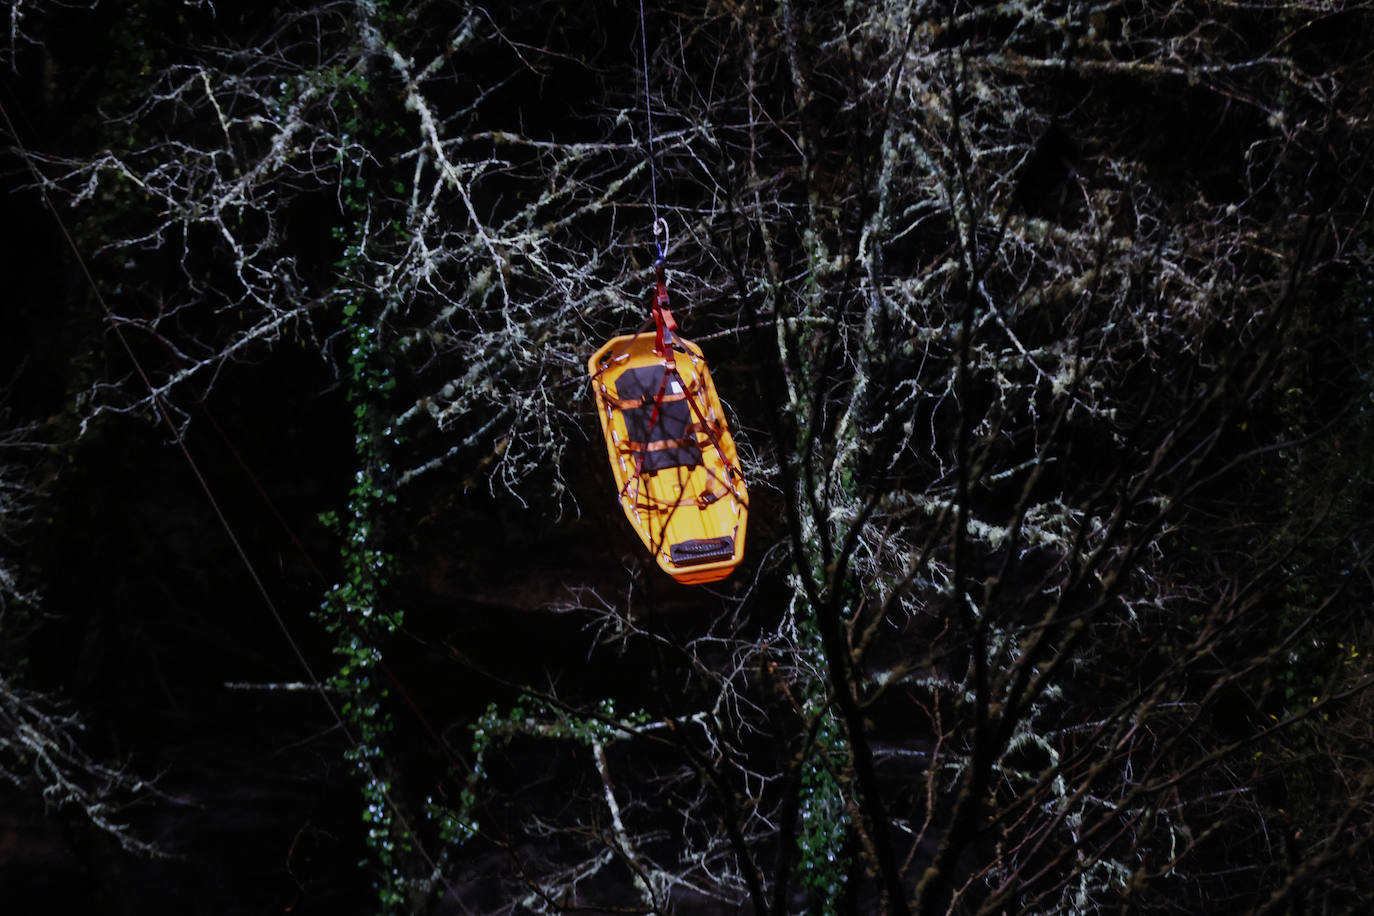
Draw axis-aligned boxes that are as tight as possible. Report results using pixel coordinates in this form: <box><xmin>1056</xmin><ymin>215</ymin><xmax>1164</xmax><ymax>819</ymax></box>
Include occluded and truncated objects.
<box><xmin>637</xmin><ymin>0</ymin><xmax>660</xmax><ymax>228</ymax></box>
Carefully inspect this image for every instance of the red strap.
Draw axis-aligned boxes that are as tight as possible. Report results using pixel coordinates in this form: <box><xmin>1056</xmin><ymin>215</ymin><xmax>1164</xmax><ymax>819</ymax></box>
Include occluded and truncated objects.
<box><xmin>652</xmin><ymin>263</ymin><xmax>677</xmax><ymax>356</ymax></box>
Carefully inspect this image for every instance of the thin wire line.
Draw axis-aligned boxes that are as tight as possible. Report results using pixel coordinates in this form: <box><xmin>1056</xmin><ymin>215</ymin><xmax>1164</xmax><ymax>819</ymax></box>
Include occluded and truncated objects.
<box><xmin>638</xmin><ymin>0</ymin><xmax>659</xmax><ymax>226</ymax></box>
<box><xmin>195</xmin><ymin>402</ymin><xmax>471</xmax><ymax>770</ymax></box>
<box><xmin>1</xmin><ymin>97</ymin><xmax>332</xmax><ymax>748</ymax></box>
<box><xmin>0</xmin><ymin>98</ymin><xmax>452</xmax><ymax>887</ymax></box>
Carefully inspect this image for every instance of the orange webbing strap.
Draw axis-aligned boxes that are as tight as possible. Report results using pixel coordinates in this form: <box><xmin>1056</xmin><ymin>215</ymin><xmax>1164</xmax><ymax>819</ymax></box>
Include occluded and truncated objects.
<box><xmin>598</xmin><ymin>372</ymin><xmax>704</xmax><ymax>411</ymax></box>
<box><xmin>630</xmin><ymin>474</ymin><xmax>731</xmax><ymax>511</ymax></box>
<box><xmin>599</xmin><ymin>387</ymin><xmax>691</xmax><ymax>410</ymax></box>
<box><xmin>693</xmin><ymin>472</ymin><xmax>732</xmax><ymax>508</ymax></box>
<box><xmin>686</xmin><ymin>418</ymin><xmax>724</xmax><ymax>439</ymax></box>
<box><xmin>618</xmin><ymin>436</ymin><xmax>699</xmax><ymax>454</ymax></box>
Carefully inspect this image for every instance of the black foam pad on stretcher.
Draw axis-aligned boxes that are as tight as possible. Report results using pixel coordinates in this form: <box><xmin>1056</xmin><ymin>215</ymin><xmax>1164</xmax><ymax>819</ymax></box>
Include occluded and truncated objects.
<box><xmin>615</xmin><ymin>366</ymin><xmax>703</xmax><ymax>472</ymax></box>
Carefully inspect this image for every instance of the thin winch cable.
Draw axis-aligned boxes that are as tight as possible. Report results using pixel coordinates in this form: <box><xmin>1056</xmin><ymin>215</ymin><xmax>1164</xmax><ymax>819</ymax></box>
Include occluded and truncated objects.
<box><xmin>637</xmin><ymin>0</ymin><xmax>660</xmax><ymax>226</ymax></box>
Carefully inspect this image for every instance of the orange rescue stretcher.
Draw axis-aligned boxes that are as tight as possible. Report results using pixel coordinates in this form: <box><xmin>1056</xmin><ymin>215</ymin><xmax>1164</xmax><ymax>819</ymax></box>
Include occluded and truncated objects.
<box><xmin>588</xmin><ymin>265</ymin><xmax>748</xmax><ymax>585</ymax></box>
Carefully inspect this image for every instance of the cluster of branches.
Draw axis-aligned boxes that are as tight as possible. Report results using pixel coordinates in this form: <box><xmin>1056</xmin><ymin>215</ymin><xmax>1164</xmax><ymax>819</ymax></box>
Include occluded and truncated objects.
<box><xmin>16</xmin><ymin>0</ymin><xmax>648</xmax><ymax>498</ymax></box>
<box><xmin>690</xmin><ymin>2</ymin><xmax>1374</xmax><ymax>912</ymax></box>
<box><xmin>8</xmin><ymin>0</ymin><xmax>1374</xmax><ymax>912</ymax></box>
<box><xmin>456</xmin><ymin>2</ymin><xmax>1374</xmax><ymax>912</ymax></box>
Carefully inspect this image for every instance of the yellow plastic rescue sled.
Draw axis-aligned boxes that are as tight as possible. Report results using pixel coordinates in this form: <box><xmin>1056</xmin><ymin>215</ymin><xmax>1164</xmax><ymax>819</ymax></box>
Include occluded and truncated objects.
<box><xmin>588</xmin><ymin>328</ymin><xmax>748</xmax><ymax>585</ymax></box>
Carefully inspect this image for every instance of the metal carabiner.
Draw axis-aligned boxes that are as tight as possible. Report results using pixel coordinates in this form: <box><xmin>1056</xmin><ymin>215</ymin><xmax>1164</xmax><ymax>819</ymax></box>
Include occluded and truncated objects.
<box><xmin>653</xmin><ymin>216</ymin><xmax>670</xmax><ymax>264</ymax></box>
